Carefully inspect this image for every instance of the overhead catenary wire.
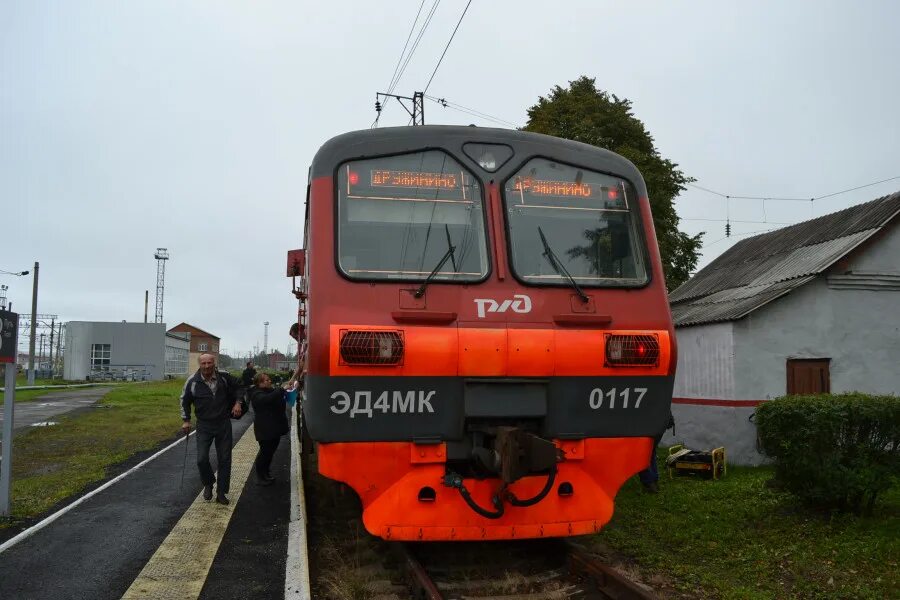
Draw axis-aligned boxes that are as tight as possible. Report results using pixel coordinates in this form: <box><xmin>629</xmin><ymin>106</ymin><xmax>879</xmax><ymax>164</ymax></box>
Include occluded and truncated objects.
<box><xmin>686</xmin><ymin>175</ymin><xmax>900</xmax><ymax>204</ymax></box>
<box><xmin>686</xmin><ymin>175</ymin><xmax>900</xmax><ymax>246</ymax></box>
<box><xmin>389</xmin><ymin>0</ymin><xmax>442</xmax><ymax>95</ymax></box>
<box><xmin>424</xmin><ymin>94</ymin><xmax>520</xmax><ymax>128</ymax></box>
<box><xmin>373</xmin><ymin>0</ymin><xmax>428</xmax><ymax>128</ymax></box>
<box><xmin>386</xmin><ymin>0</ymin><xmax>427</xmax><ymax>96</ymax></box>
<box><xmin>423</xmin><ymin>0</ymin><xmax>473</xmax><ymax>94</ymax></box>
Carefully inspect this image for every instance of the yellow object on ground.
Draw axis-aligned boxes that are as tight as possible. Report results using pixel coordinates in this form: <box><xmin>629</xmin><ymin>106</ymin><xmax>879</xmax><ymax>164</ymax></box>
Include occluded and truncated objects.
<box><xmin>666</xmin><ymin>444</ymin><xmax>727</xmax><ymax>480</ymax></box>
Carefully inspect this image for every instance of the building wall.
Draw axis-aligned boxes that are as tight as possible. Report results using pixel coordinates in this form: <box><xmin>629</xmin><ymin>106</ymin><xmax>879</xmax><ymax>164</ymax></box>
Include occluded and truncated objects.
<box><xmin>673</xmin><ymin>322</ymin><xmax>735</xmax><ymax>399</ymax></box>
<box><xmin>734</xmin><ymin>274</ymin><xmax>900</xmax><ymax>400</ymax></box>
<box><xmin>669</xmin><ymin>223</ymin><xmax>900</xmax><ymax>466</ymax></box>
<box><xmin>165</xmin><ymin>333</ymin><xmax>190</xmax><ymax>377</ymax></box>
<box><xmin>167</xmin><ymin>324</ymin><xmax>219</xmax><ymax>373</ymax></box>
<box><xmin>664</xmin><ymin>322</ymin><xmax>759</xmax><ymax>464</ymax></box>
<box><xmin>63</xmin><ymin>322</ymin><xmax>166</xmax><ymax>380</ymax></box>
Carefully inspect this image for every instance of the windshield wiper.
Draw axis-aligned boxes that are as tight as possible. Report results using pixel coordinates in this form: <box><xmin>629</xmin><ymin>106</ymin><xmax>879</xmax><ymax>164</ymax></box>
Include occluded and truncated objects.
<box><xmin>414</xmin><ymin>226</ymin><xmax>457</xmax><ymax>298</ymax></box>
<box><xmin>538</xmin><ymin>226</ymin><xmax>589</xmax><ymax>303</ymax></box>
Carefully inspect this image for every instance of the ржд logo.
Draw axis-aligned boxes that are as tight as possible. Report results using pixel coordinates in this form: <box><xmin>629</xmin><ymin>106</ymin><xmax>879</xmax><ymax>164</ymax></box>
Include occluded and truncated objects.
<box><xmin>473</xmin><ymin>294</ymin><xmax>532</xmax><ymax>318</ymax></box>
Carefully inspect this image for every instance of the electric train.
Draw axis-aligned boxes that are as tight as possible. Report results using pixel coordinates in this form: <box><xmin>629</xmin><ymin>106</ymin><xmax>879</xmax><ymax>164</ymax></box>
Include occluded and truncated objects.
<box><xmin>286</xmin><ymin>126</ymin><xmax>675</xmax><ymax>541</ymax></box>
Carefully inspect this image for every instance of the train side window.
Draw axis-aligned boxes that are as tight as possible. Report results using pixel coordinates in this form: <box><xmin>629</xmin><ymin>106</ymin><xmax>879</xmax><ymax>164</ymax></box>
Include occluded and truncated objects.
<box><xmin>336</xmin><ymin>151</ymin><xmax>489</xmax><ymax>283</ymax></box>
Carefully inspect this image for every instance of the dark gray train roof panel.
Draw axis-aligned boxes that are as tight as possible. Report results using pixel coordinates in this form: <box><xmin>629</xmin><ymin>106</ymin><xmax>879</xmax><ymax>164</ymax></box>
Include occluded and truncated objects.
<box><xmin>670</xmin><ymin>191</ymin><xmax>900</xmax><ymax>327</ymax></box>
<box><xmin>309</xmin><ymin>126</ymin><xmax>646</xmax><ymax>193</ymax></box>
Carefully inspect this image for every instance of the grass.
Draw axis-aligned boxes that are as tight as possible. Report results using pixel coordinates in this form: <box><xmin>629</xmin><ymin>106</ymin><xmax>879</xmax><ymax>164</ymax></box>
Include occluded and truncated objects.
<box><xmin>594</xmin><ymin>455</ymin><xmax>900</xmax><ymax>599</ymax></box>
<box><xmin>13</xmin><ymin>374</ymin><xmax>71</xmax><ymax>387</ymax></box>
<box><xmin>0</xmin><ymin>379</ymin><xmax>185</xmax><ymax>527</ymax></box>
<box><xmin>5</xmin><ymin>389</ymin><xmax>53</xmax><ymax>403</ymax></box>
<box><xmin>0</xmin><ymin>383</ymin><xmax>121</xmax><ymax>406</ymax></box>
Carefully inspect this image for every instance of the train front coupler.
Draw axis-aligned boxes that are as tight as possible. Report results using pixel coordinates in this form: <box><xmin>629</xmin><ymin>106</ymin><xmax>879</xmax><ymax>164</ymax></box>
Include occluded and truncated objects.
<box><xmin>443</xmin><ymin>427</ymin><xmax>564</xmax><ymax>519</ymax></box>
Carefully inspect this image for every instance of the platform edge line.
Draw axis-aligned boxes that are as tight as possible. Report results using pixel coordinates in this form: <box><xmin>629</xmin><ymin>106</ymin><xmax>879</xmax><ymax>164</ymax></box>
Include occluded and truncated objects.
<box><xmin>285</xmin><ymin>403</ymin><xmax>311</xmax><ymax>599</ymax></box>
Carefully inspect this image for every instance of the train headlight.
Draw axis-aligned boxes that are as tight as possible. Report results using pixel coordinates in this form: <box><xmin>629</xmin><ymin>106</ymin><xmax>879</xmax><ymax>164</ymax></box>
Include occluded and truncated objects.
<box><xmin>462</xmin><ymin>143</ymin><xmax>513</xmax><ymax>173</ymax></box>
<box><xmin>339</xmin><ymin>330</ymin><xmax>404</xmax><ymax>365</ymax></box>
<box><xmin>604</xmin><ymin>334</ymin><xmax>659</xmax><ymax>367</ymax></box>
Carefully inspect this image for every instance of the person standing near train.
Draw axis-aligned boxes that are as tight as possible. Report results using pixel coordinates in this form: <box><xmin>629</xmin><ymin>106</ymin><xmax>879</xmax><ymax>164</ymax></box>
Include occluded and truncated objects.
<box><xmin>248</xmin><ymin>372</ymin><xmax>289</xmax><ymax>485</ymax></box>
<box><xmin>180</xmin><ymin>353</ymin><xmax>243</xmax><ymax>504</ymax></box>
<box><xmin>241</xmin><ymin>361</ymin><xmax>257</xmax><ymax>387</ymax></box>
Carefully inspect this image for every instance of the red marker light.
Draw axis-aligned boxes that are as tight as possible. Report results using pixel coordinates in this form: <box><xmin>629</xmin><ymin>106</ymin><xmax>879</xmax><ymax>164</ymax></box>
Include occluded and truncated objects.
<box><xmin>637</xmin><ymin>343</ymin><xmax>646</xmax><ymax>356</ymax></box>
<box><xmin>607</xmin><ymin>188</ymin><xmax>618</xmax><ymax>199</ymax></box>
<box><xmin>349</xmin><ymin>171</ymin><xmax>359</xmax><ymax>185</ymax></box>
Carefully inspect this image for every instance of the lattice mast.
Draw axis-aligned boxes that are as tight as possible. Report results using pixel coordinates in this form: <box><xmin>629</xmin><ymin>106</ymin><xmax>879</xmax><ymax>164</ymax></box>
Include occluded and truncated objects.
<box><xmin>153</xmin><ymin>248</ymin><xmax>169</xmax><ymax>324</ymax></box>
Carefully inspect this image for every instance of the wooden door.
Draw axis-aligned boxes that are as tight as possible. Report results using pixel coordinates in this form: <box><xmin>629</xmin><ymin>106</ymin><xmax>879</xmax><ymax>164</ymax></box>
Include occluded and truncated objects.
<box><xmin>786</xmin><ymin>359</ymin><xmax>831</xmax><ymax>395</ymax></box>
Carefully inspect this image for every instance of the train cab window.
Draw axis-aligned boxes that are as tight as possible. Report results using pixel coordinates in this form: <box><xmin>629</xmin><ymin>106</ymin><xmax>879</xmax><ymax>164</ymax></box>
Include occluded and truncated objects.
<box><xmin>337</xmin><ymin>151</ymin><xmax>489</xmax><ymax>282</ymax></box>
<box><xmin>502</xmin><ymin>158</ymin><xmax>648</xmax><ymax>287</ymax></box>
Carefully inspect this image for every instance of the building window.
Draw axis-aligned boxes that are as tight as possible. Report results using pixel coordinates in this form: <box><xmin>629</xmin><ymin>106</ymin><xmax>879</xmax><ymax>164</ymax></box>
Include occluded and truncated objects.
<box><xmin>787</xmin><ymin>359</ymin><xmax>831</xmax><ymax>395</ymax></box>
<box><xmin>91</xmin><ymin>344</ymin><xmax>111</xmax><ymax>371</ymax></box>
<box><xmin>198</xmin><ymin>342</ymin><xmax>208</xmax><ymax>352</ymax></box>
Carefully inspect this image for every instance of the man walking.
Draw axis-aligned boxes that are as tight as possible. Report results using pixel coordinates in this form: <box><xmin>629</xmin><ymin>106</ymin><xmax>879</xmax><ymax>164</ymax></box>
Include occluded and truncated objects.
<box><xmin>241</xmin><ymin>361</ymin><xmax>256</xmax><ymax>387</ymax></box>
<box><xmin>181</xmin><ymin>353</ymin><xmax>243</xmax><ymax>504</ymax></box>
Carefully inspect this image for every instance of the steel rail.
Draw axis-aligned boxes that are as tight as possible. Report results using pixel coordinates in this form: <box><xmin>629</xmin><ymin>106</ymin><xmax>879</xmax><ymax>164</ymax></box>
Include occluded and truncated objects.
<box><xmin>567</xmin><ymin>542</ymin><xmax>659</xmax><ymax>600</ymax></box>
<box><xmin>398</xmin><ymin>540</ymin><xmax>658</xmax><ymax>600</ymax></box>
<box><xmin>399</xmin><ymin>543</ymin><xmax>444</xmax><ymax>600</ymax></box>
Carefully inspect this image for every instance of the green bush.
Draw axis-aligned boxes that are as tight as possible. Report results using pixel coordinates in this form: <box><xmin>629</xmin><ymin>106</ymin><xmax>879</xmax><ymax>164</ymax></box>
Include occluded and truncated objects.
<box><xmin>756</xmin><ymin>393</ymin><xmax>900</xmax><ymax>515</ymax></box>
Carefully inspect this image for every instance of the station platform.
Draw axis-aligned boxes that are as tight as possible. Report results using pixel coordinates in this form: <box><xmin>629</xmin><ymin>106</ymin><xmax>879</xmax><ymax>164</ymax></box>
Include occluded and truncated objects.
<box><xmin>0</xmin><ymin>407</ymin><xmax>310</xmax><ymax>600</ymax></box>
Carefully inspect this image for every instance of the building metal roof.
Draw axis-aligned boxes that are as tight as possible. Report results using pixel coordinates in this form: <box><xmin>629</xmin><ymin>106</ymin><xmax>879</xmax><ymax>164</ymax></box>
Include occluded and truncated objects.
<box><xmin>670</xmin><ymin>191</ymin><xmax>900</xmax><ymax>327</ymax></box>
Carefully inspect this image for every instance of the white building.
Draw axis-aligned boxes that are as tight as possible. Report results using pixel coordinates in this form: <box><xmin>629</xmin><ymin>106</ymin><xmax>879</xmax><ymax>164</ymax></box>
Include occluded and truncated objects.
<box><xmin>63</xmin><ymin>321</ymin><xmax>167</xmax><ymax>381</ymax></box>
<box><xmin>165</xmin><ymin>331</ymin><xmax>190</xmax><ymax>377</ymax></box>
<box><xmin>668</xmin><ymin>192</ymin><xmax>900</xmax><ymax>465</ymax></box>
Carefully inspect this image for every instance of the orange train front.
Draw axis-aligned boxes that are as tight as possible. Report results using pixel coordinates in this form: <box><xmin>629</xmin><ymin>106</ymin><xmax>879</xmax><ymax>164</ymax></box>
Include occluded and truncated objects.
<box><xmin>290</xmin><ymin>126</ymin><xmax>676</xmax><ymax>541</ymax></box>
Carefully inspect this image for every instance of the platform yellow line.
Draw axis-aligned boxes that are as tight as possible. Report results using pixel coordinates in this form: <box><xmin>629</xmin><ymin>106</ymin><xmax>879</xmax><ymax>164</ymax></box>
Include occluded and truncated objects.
<box><xmin>121</xmin><ymin>425</ymin><xmax>258</xmax><ymax>600</ymax></box>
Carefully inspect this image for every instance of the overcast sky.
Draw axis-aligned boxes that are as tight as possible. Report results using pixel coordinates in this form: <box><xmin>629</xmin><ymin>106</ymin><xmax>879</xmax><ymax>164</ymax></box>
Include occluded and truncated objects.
<box><xmin>3</xmin><ymin>1</ymin><xmax>899</xmax><ymax>357</ymax></box>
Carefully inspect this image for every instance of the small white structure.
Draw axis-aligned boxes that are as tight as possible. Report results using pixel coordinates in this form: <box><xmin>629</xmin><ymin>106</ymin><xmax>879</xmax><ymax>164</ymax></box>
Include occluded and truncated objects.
<box><xmin>165</xmin><ymin>332</ymin><xmax>190</xmax><ymax>377</ymax></box>
<box><xmin>63</xmin><ymin>322</ymin><xmax>166</xmax><ymax>381</ymax></box>
<box><xmin>668</xmin><ymin>192</ymin><xmax>900</xmax><ymax>465</ymax></box>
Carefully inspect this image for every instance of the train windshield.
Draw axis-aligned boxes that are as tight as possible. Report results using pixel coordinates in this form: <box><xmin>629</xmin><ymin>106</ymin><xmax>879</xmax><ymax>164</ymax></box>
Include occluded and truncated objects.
<box><xmin>503</xmin><ymin>158</ymin><xmax>648</xmax><ymax>287</ymax></box>
<box><xmin>337</xmin><ymin>151</ymin><xmax>489</xmax><ymax>282</ymax></box>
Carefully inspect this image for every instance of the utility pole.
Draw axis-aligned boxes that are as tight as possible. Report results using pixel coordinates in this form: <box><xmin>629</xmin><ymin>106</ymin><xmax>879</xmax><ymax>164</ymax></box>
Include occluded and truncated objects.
<box><xmin>27</xmin><ymin>261</ymin><xmax>39</xmax><ymax>385</ymax></box>
<box><xmin>144</xmin><ymin>290</ymin><xmax>149</xmax><ymax>323</ymax></box>
<box><xmin>48</xmin><ymin>319</ymin><xmax>55</xmax><ymax>376</ymax></box>
<box><xmin>55</xmin><ymin>323</ymin><xmax>62</xmax><ymax>378</ymax></box>
<box><xmin>263</xmin><ymin>322</ymin><xmax>269</xmax><ymax>366</ymax></box>
<box><xmin>375</xmin><ymin>91</ymin><xmax>424</xmax><ymax>125</ymax></box>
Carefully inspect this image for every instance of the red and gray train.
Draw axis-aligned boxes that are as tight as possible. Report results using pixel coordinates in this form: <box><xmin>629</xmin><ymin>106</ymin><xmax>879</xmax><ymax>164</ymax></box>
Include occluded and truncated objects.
<box><xmin>286</xmin><ymin>125</ymin><xmax>675</xmax><ymax>541</ymax></box>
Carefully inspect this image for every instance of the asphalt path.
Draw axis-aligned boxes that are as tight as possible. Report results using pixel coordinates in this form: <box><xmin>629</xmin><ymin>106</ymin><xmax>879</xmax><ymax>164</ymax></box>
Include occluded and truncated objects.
<box><xmin>0</xmin><ymin>411</ymin><xmax>293</xmax><ymax>600</ymax></box>
<box><xmin>0</xmin><ymin>386</ymin><xmax>113</xmax><ymax>433</ymax></box>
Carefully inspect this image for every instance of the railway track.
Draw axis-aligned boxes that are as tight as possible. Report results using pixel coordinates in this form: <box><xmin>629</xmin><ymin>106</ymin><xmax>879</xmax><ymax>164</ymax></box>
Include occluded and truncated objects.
<box><xmin>399</xmin><ymin>540</ymin><xmax>658</xmax><ymax>600</ymax></box>
<box><xmin>304</xmin><ymin>451</ymin><xmax>658</xmax><ymax>600</ymax></box>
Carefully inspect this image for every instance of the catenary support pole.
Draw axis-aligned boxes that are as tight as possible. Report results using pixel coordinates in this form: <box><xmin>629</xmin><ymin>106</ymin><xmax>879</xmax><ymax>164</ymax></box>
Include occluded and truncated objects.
<box><xmin>48</xmin><ymin>319</ymin><xmax>55</xmax><ymax>377</ymax></box>
<box><xmin>1</xmin><ymin>364</ymin><xmax>16</xmax><ymax>515</ymax></box>
<box><xmin>27</xmin><ymin>262</ymin><xmax>38</xmax><ymax>386</ymax></box>
<box><xmin>55</xmin><ymin>323</ymin><xmax>62</xmax><ymax>378</ymax></box>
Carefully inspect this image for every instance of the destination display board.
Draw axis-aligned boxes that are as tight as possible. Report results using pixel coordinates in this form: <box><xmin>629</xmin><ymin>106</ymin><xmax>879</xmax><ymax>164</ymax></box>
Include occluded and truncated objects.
<box><xmin>343</xmin><ymin>151</ymin><xmax>474</xmax><ymax>204</ymax></box>
<box><xmin>506</xmin><ymin>165</ymin><xmax>630</xmax><ymax>211</ymax></box>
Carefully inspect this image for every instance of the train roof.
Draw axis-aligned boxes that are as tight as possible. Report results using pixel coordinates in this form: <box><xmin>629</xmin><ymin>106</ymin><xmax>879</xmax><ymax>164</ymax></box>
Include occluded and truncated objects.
<box><xmin>309</xmin><ymin>125</ymin><xmax>644</xmax><ymax>186</ymax></box>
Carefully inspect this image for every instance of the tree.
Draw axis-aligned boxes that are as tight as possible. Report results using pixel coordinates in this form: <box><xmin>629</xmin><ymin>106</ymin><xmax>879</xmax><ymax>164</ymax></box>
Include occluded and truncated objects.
<box><xmin>523</xmin><ymin>76</ymin><xmax>703</xmax><ymax>290</ymax></box>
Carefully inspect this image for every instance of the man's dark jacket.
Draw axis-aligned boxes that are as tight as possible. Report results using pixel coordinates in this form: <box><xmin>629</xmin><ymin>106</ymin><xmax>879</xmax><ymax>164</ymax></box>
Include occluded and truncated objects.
<box><xmin>241</xmin><ymin>366</ymin><xmax>256</xmax><ymax>387</ymax></box>
<box><xmin>249</xmin><ymin>386</ymin><xmax>289</xmax><ymax>441</ymax></box>
<box><xmin>180</xmin><ymin>370</ymin><xmax>239</xmax><ymax>422</ymax></box>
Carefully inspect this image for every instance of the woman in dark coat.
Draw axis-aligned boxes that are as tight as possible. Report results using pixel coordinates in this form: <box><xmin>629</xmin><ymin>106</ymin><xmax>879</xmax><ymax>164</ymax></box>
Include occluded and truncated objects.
<box><xmin>249</xmin><ymin>372</ymin><xmax>290</xmax><ymax>485</ymax></box>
